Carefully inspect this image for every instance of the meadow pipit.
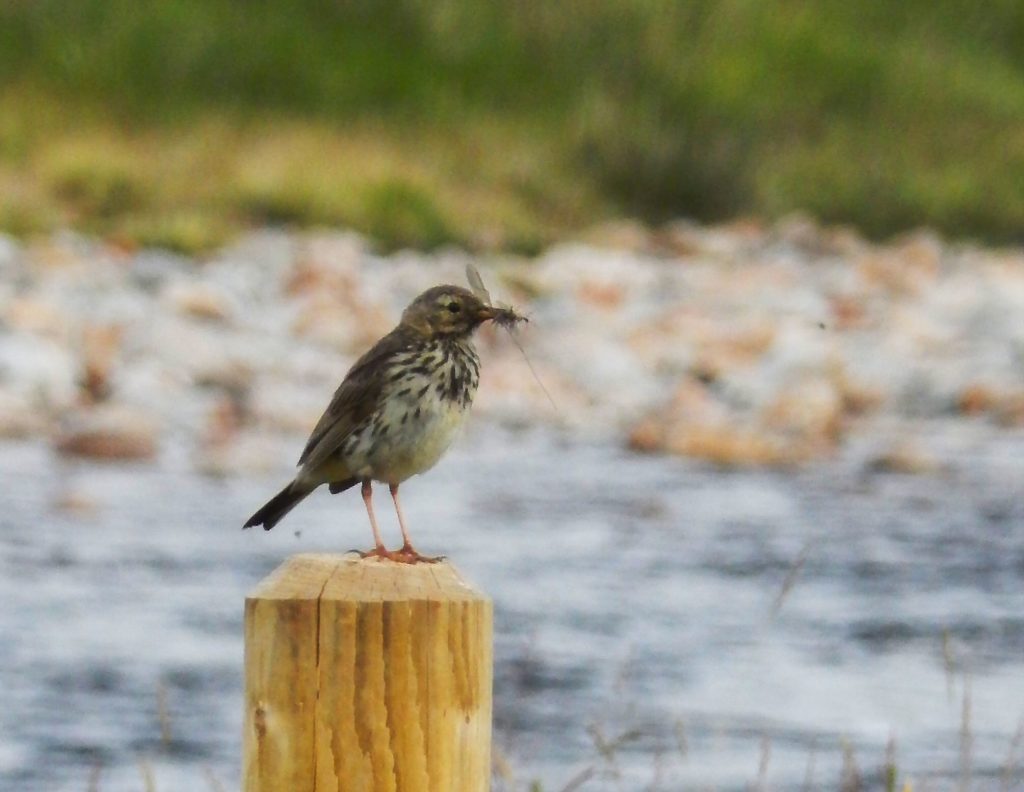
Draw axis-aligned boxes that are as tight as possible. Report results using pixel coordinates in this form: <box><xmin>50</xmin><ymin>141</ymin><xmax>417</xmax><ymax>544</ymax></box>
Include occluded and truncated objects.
<box><xmin>243</xmin><ymin>284</ymin><xmax>523</xmax><ymax>563</ymax></box>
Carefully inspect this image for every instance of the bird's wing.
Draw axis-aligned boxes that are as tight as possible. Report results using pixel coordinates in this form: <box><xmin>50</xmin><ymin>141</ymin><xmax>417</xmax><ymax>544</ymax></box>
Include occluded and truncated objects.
<box><xmin>297</xmin><ymin>326</ymin><xmax>409</xmax><ymax>471</ymax></box>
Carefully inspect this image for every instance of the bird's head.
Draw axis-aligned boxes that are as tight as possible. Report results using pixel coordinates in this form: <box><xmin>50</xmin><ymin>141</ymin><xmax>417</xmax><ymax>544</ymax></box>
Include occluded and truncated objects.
<box><xmin>400</xmin><ymin>285</ymin><xmax>499</xmax><ymax>338</ymax></box>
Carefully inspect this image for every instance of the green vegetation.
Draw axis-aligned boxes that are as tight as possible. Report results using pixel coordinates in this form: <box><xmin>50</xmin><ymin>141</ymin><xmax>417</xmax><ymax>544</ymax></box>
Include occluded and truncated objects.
<box><xmin>2</xmin><ymin>0</ymin><xmax>1024</xmax><ymax>253</ymax></box>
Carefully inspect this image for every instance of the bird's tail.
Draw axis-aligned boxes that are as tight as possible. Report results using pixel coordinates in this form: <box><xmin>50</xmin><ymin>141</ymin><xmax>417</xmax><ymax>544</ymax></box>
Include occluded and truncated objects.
<box><xmin>243</xmin><ymin>481</ymin><xmax>311</xmax><ymax>531</ymax></box>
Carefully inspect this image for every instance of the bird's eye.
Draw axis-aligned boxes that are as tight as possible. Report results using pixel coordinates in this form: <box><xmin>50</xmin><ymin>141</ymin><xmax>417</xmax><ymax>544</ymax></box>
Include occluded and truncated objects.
<box><xmin>447</xmin><ymin>302</ymin><xmax>461</xmax><ymax>314</ymax></box>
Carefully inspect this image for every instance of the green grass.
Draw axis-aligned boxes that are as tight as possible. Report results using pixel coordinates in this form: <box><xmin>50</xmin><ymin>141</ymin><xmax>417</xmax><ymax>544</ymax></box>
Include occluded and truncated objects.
<box><xmin>2</xmin><ymin>0</ymin><xmax>1024</xmax><ymax>252</ymax></box>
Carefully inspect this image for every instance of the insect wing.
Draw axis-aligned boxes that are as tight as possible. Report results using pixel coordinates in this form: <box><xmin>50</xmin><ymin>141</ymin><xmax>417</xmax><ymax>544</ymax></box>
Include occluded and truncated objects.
<box><xmin>465</xmin><ymin>263</ymin><xmax>493</xmax><ymax>305</ymax></box>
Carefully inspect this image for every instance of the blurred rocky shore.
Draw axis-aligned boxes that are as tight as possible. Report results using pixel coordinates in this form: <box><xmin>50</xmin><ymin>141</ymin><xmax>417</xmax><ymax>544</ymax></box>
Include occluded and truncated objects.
<box><xmin>1</xmin><ymin>216</ymin><xmax>1022</xmax><ymax>477</ymax></box>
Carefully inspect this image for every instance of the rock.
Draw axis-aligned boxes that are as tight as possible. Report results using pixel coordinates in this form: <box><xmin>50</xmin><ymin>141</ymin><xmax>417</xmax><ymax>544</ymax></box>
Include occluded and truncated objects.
<box><xmin>836</xmin><ymin>375</ymin><xmax>886</xmax><ymax>416</ymax></box>
<box><xmin>0</xmin><ymin>334</ymin><xmax>79</xmax><ymax>409</ymax></box>
<box><xmin>287</xmin><ymin>260</ymin><xmax>391</xmax><ymax>351</ymax></box>
<box><xmin>284</xmin><ymin>237</ymin><xmax>364</xmax><ymax>297</ymax></box>
<box><xmin>80</xmin><ymin>324</ymin><xmax>124</xmax><ymax>403</ymax></box>
<box><xmin>0</xmin><ymin>391</ymin><xmax>46</xmax><ymax>438</ymax></box>
<box><xmin>857</xmin><ymin>231</ymin><xmax>942</xmax><ymax>296</ymax></box>
<box><xmin>249</xmin><ymin>382</ymin><xmax>323</xmax><ymax>435</ymax></box>
<box><xmin>773</xmin><ymin>212</ymin><xmax>831</xmax><ymax>256</ymax></box>
<box><xmin>957</xmin><ymin>383</ymin><xmax>998</xmax><ymax>416</ymax></box>
<box><xmin>650</xmin><ymin>221</ymin><xmax>703</xmax><ymax>258</ymax></box>
<box><xmin>627</xmin><ymin>379</ymin><xmax>813</xmax><ymax>467</ymax></box>
<box><xmin>191</xmin><ymin>360</ymin><xmax>254</xmax><ymax>392</ymax></box>
<box><xmin>576</xmin><ymin>280</ymin><xmax>626</xmax><ymax>310</ymax></box>
<box><xmin>996</xmin><ymin>392</ymin><xmax>1024</xmax><ymax>427</ymax></box>
<box><xmin>194</xmin><ymin>433</ymin><xmax>282</xmax><ymax>477</ymax></box>
<box><xmin>53</xmin><ymin>490</ymin><xmax>101</xmax><ymax>517</ymax></box>
<box><xmin>828</xmin><ymin>294</ymin><xmax>869</xmax><ymax>330</ymax></box>
<box><xmin>290</xmin><ymin>293</ymin><xmax>364</xmax><ymax>350</ymax></box>
<box><xmin>771</xmin><ymin>213</ymin><xmax>865</xmax><ymax>258</ymax></box>
<box><xmin>866</xmin><ymin>444</ymin><xmax>945</xmax><ymax>475</ymax></box>
<box><xmin>199</xmin><ymin>393</ymin><xmax>245</xmax><ymax>447</ymax></box>
<box><xmin>762</xmin><ymin>378</ymin><xmax>844</xmax><ymax>448</ymax></box>
<box><xmin>4</xmin><ymin>297</ymin><xmax>68</xmax><ymax>338</ymax></box>
<box><xmin>130</xmin><ymin>250</ymin><xmax>192</xmax><ymax>293</ymax></box>
<box><xmin>54</xmin><ymin>405</ymin><xmax>159</xmax><ymax>461</ymax></box>
<box><xmin>167</xmin><ymin>283</ymin><xmax>234</xmax><ymax>322</ymax></box>
<box><xmin>629</xmin><ymin>420</ymin><xmax>798</xmax><ymax>468</ymax></box>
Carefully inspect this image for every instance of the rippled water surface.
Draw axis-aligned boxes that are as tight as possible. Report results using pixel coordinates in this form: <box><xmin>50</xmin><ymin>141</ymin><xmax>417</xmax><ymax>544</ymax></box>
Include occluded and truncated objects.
<box><xmin>2</xmin><ymin>424</ymin><xmax>1023</xmax><ymax>791</ymax></box>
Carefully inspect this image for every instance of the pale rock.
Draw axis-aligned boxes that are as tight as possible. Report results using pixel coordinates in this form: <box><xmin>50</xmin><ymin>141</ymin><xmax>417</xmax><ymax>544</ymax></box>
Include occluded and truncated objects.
<box><xmin>629</xmin><ymin>418</ymin><xmax>797</xmax><ymax>468</ymax></box>
<box><xmin>995</xmin><ymin>392</ymin><xmax>1024</xmax><ymax>427</ymax></box>
<box><xmin>166</xmin><ymin>282</ymin><xmax>234</xmax><ymax>322</ymax></box>
<box><xmin>80</xmin><ymin>323</ymin><xmax>124</xmax><ymax>403</ymax></box>
<box><xmin>866</xmin><ymin>443</ymin><xmax>945</xmax><ymax>475</ymax></box>
<box><xmin>0</xmin><ymin>390</ymin><xmax>46</xmax><ymax>438</ymax></box>
<box><xmin>475</xmin><ymin>353</ymin><xmax>585</xmax><ymax>428</ymax></box>
<box><xmin>4</xmin><ymin>297</ymin><xmax>69</xmax><ymax>339</ymax></box>
<box><xmin>772</xmin><ymin>212</ymin><xmax>830</xmax><ymax>256</ymax></box>
<box><xmin>249</xmin><ymin>382</ymin><xmax>323</xmax><ymax>435</ymax></box>
<box><xmin>857</xmin><ymin>232</ymin><xmax>941</xmax><ymax>296</ymax></box>
<box><xmin>0</xmin><ymin>334</ymin><xmax>79</xmax><ymax>409</ymax></box>
<box><xmin>195</xmin><ymin>433</ymin><xmax>282</xmax><ymax>477</ymax></box>
<box><xmin>957</xmin><ymin>383</ymin><xmax>999</xmax><ymax>416</ymax></box>
<box><xmin>55</xmin><ymin>404</ymin><xmax>160</xmax><ymax>460</ymax></box>
<box><xmin>53</xmin><ymin>489</ymin><xmax>102</xmax><ymax>517</ymax></box>
<box><xmin>762</xmin><ymin>377</ymin><xmax>844</xmax><ymax>447</ymax></box>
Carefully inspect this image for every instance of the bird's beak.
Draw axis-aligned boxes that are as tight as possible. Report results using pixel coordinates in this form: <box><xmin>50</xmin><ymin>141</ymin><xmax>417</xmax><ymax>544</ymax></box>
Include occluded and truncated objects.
<box><xmin>476</xmin><ymin>305</ymin><xmax>498</xmax><ymax>322</ymax></box>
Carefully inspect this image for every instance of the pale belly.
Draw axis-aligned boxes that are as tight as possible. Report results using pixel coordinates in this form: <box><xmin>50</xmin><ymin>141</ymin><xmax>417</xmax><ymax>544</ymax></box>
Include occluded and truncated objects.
<box><xmin>343</xmin><ymin>392</ymin><xmax>470</xmax><ymax>484</ymax></box>
<box><xmin>310</xmin><ymin>337</ymin><xmax>480</xmax><ymax>487</ymax></box>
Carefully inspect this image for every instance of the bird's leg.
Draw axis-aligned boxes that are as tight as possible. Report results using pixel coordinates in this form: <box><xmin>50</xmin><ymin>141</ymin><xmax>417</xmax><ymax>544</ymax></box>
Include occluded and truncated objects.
<box><xmin>357</xmin><ymin>479</ymin><xmax>391</xmax><ymax>559</ymax></box>
<box><xmin>390</xmin><ymin>483</ymin><xmax>443</xmax><ymax>564</ymax></box>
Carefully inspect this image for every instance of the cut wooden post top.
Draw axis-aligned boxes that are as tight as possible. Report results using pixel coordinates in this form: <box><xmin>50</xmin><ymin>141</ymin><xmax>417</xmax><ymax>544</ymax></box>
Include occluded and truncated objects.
<box><xmin>243</xmin><ymin>553</ymin><xmax>493</xmax><ymax>792</ymax></box>
<box><xmin>247</xmin><ymin>553</ymin><xmax>488</xmax><ymax>603</ymax></box>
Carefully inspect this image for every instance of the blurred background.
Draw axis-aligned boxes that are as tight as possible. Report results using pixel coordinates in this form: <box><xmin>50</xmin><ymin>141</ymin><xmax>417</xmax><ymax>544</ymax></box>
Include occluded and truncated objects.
<box><xmin>1</xmin><ymin>2</ymin><xmax>1023</xmax><ymax>790</ymax></box>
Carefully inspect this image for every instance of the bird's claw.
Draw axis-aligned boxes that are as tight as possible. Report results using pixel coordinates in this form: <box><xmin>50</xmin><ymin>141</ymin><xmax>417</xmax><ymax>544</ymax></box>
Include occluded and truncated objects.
<box><xmin>357</xmin><ymin>544</ymin><xmax>445</xmax><ymax>564</ymax></box>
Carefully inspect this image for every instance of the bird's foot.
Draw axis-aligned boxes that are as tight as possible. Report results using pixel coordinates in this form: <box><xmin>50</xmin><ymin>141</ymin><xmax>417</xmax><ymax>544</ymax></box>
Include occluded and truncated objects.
<box><xmin>393</xmin><ymin>543</ymin><xmax>445</xmax><ymax>564</ymax></box>
<box><xmin>356</xmin><ymin>544</ymin><xmax>444</xmax><ymax>564</ymax></box>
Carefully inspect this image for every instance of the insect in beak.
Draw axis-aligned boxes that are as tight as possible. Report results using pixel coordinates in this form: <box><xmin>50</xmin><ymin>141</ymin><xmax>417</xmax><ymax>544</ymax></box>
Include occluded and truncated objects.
<box><xmin>465</xmin><ymin>262</ymin><xmax>553</xmax><ymax>411</ymax></box>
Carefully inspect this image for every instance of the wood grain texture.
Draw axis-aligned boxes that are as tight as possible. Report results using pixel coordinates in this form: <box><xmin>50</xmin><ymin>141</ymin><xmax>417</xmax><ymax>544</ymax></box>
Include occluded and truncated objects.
<box><xmin>243</xmin><ymin>554</ymin><xmax>492</xmax><ymax>792</ymax></box>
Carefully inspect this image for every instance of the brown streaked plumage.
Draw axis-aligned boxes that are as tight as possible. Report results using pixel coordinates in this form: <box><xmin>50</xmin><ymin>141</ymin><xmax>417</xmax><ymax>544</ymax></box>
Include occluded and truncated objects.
<box><xmin>243</xmin><ymin>284</ymin><xmax>519</xmax><ymax>563</ymax></box>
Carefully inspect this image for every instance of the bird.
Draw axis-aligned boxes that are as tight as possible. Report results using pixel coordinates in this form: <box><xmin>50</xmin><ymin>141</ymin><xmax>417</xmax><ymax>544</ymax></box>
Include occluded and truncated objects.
<box><xmin>243</xmin><ymin>284</ymin><xmax>520</xmax><ymax>563</ymax></box>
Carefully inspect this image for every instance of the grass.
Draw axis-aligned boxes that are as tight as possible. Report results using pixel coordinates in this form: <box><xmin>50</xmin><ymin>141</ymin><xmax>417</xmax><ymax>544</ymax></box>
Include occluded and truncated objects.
<box><xmin>2</xmin><ymin>0</ymin><xmax>1024</xmax><ymax>252</ymax></box>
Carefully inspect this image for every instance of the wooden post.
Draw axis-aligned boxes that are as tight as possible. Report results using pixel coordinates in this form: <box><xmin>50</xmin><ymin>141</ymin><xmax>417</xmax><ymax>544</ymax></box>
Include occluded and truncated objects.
<box><xmin>243</xmin><ymin>554</ymin><xmax>493</xmax><ymax>792</ymax></box>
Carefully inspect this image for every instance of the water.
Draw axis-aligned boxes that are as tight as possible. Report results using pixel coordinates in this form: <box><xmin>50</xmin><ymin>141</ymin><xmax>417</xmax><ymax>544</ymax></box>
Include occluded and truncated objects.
<box><xmin>1</xmin><ymin>423</ymin><xmax>1023</xmax><ymax>791</ymax></box>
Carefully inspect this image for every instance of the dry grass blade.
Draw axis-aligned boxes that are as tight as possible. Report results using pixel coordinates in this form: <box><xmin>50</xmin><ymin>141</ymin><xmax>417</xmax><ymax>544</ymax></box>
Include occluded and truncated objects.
<box><xmin>1000</xmin><ymin>717</ymin><xmax>1024</xmax><ymax>792</ymax></box>
<box><xmin>492</xmin><ymin>745</ymin><xmax>517</xmax><ymax>786</ymax></box>
<box><xmin>840</xmin><ymin>740</ymin><xmax>862</xmax><ymax>792</ymax></box>
<box><xmin>673</xmin><ymin>718</ymin><xmax>689</xmax><ymax>758</ymax></box>
<box><xmin>156</xmin><ymin>680</ymin><xmax>172</xmax><ymax>748</ymax></box>
<box><xmin>771</xmin><ymin>541</ymin><xmax>814</xmax><ymax>617</ymax></box>
<box><xmin>558</xmin><ymin>765</ymin><xmax>596</xmax><ymax>792</ymax></box>
<box><xmin>755</xmin><ymin>734</ymin><xmax>772</xmax><ymax>791</ymax></box>
<box><xmin>885</xmin><ymin>734</ymin><xmax>899</xmax><ymax>792</ymax></box>
<box><xmin>802</xmin><ymin>738</ymin><xmax>818</xmax><ymax>792</ymax></box>
<box><xmin>646</xmin><ymin>746</ymin><xmax>666</xmax><ymax>792</ymax></box>
<box><xmin>586</xmin><ymin>723</ymin><xmax>645</xmax><ymax>762</ymax></box>
<box><xmin>87</xmin><ymin>762</ymin><xmax>102</xmax><ymax>792</ymax></box>
<box><xmin>138</xmin><ymin>758</ymin><xmax>157</xmax><ymax>792</ymax></box>
<box><xmin>942</xmin><ymin>630</ymin><xmax>957</xmax><ymax>703</ymax></box>
<box><xmin>203</xmin><ymin>765</ymin><xmax>228</xmax><ymax>792</ymax></box>
<box><xmin>959</xmin><ymin>673</ymin><xmax>973</xmax><ymax>792</ymax></box>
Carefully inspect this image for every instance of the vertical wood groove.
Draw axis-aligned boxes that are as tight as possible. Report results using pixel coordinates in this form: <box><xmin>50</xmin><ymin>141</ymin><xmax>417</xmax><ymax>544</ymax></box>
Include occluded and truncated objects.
<box><xmin>245</xmin><ymin>554</ymin><xmax>491</xmax><ymax>792</ymax></box>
